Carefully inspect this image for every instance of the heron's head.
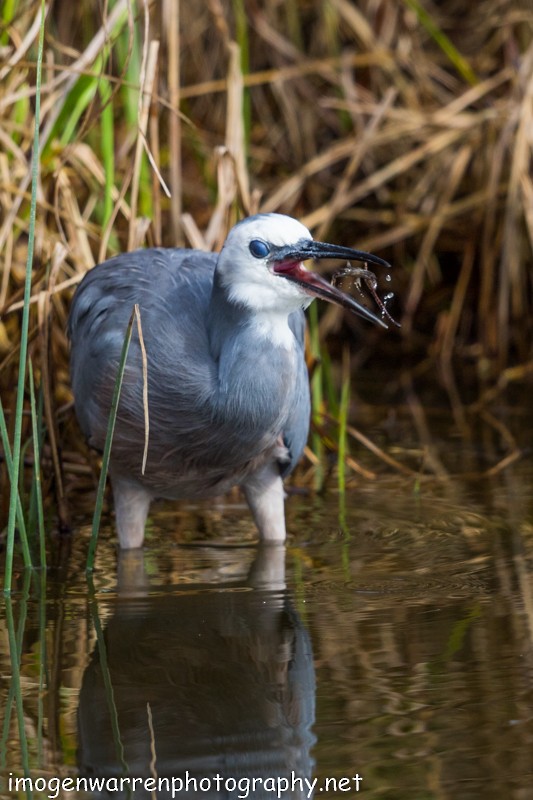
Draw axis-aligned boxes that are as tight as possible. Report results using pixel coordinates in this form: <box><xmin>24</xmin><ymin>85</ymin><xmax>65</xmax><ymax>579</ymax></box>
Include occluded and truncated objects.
<box><xmin>216</xmin><ymin>213</ymin><xmax>389</xmax><ymax>327</ymax></box>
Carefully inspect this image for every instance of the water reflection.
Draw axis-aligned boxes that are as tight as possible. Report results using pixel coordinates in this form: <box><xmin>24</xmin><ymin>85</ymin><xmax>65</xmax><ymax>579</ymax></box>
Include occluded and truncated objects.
<box><xmin>2</xmin><ymin>450</ymin><xmax>533</xmax><ymax>799</ymax></box>
<box><xmin>77</xmin><ymin>545</ymin><xmax>316</xmax><ymax>799</ymax></box>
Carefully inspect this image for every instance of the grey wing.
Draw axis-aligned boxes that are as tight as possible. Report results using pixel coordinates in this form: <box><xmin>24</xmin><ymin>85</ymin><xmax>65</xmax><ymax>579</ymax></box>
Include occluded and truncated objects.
<box><xmin>68</xmin><ymin>264</ymin><xmax>124</xmax><ymax>445</ymax></box>
<box><xmin>280</xmin><ymin>310</ymin><xmax>311</xmax><ymax>477</ymax></box>
<box><xmin>68</xmin><ymin>248</ymin><xmax>217</xmax><ymax>450</ymax></box>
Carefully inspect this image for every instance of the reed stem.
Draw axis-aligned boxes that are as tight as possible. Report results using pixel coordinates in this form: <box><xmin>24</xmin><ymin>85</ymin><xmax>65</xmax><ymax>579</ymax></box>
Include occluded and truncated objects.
<box><xmin>4</xmin><ymin>0</ymin><xmax>46</xmax><ymax>594</ymax></box>
<box><xmin>86</xmin><ymin>306</ymin><xmax>137</xmax><ymax>572</ymax></box>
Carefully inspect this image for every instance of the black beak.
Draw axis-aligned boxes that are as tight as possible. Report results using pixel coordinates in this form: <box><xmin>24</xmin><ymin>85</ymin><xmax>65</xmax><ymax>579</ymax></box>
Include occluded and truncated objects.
<box><xmin>270</xmin><ymin>239</ymin><xmax>390</xmax><ymax>329</ymax></box>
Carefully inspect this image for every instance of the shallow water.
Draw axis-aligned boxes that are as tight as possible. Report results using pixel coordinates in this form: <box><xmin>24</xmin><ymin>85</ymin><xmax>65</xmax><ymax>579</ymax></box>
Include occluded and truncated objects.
<box><xmin>1</xmin><ymin>402</ymin><xmax>533</xmax><ymax>799</ymax></box>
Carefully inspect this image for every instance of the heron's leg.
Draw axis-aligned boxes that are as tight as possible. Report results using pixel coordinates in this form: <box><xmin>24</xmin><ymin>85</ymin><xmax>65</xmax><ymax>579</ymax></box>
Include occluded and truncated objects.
<box><xmin>243</xmin><ymin>462</ymin><xmax>286</xmax><ymax>543</ymax></box>
<box><xmin>111</xmin><ymin>477</ymin><xmax>152</xmax><ymax>549</ymax></box>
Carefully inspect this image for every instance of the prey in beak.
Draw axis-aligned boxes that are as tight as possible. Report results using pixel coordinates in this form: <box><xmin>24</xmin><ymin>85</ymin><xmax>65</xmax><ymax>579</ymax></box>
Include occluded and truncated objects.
<box><xmin>269</xmin><ymin>239</ymin><xmax>394</xmax><ymax>329</ymax></box>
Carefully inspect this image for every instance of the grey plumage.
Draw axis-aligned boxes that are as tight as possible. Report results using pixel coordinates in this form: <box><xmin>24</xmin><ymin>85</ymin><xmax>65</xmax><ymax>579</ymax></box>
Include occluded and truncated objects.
<box><xmin>69</xmin><ymin>214</ymin><xmax>388</xmax><ymax>547</ymax></box>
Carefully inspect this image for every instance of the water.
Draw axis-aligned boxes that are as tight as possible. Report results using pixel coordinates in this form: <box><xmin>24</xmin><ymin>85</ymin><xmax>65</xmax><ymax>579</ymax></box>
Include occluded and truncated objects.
<box><xmin>1</xmin><ymin>403</ymin><xmax>533</xmax><ymax>799</ymax></box>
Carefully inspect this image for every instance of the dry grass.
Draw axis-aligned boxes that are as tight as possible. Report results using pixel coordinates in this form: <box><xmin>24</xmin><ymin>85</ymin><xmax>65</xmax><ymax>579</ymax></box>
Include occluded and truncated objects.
<box><xmin>1</xmin><ymin>0</ymin><xmax>532</xmax><ymax>526</ymax></box>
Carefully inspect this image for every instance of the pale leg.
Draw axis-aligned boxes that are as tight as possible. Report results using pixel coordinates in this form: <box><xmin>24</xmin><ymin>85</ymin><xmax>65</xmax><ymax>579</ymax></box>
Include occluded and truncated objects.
<box><xmin>111</xmin><ymin>477</ymin><xmax>152</xmax><ymax>549</ymax></box>
<box><xmin>243</xmin><ymin>462</ymin><xmax>286</xmax><ymax>543</ymax></box>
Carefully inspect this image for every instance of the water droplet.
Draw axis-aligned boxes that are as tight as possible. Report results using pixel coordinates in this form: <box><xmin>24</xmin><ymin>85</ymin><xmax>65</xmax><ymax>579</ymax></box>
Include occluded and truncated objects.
<box><xmin>385</xmin><ymin>273</ymin><xmax>392</xmax><ymax>282</ymax></box>
<box><xmin>384</xmin><ymin>292</ymin><xmax>394</xmax><ymax>304</ymax></box>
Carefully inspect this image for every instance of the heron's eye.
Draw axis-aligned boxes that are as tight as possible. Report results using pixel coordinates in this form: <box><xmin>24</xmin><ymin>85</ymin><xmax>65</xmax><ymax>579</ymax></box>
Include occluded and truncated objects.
<box><xmin>249</xmin><ymin>239</ymin><xmax>271</xmax><ymax>259</ymax></box>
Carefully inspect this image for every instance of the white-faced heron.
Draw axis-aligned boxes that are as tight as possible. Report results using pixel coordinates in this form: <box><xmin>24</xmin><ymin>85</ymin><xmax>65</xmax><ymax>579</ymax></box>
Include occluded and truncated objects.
<box><xmin>68</xmin><ymin>213</ymin><xmax>389</xmax><ymax>548</ymax></box>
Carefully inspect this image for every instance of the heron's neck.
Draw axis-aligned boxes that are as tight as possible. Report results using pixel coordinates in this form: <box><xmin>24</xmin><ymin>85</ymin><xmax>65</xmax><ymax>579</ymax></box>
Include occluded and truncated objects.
<box><xmin>207</xmin><ymin>275</ymin><xmax>295</xmax><ymax>359</ymax></box>
<box><xmin>207</xmin><ymin>276</ymin><xmax>297</xmax><ymax>426</ymax></box>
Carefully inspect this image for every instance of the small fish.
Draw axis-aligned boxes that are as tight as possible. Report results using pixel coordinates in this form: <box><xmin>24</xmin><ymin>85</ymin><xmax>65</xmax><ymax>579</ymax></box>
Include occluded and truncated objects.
<box><xmin>332</xmin><ymin>263</ymin><xmax>400</xmax><ymax>327</ymax></box>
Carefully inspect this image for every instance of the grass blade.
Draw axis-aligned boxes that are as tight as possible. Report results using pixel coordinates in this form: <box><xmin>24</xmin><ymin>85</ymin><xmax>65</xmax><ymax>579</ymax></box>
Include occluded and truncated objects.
<box><xmin>58</xmin><ymin>67</ymin><xmax>102</xmax><ymax>148</ymax></box>
<box><xmin>0</xmin><ymin>0</ymin><xmax>16</xmax><ymax>46</ymax></box>
<box><xmin>28</xmin><ymin>360</ymin><xmax>46</xmax><ymax>569</ymax></box>
<box><xmin>4</xmin><ymin>0</ymin><xmax>46</xmax><ymax>595</ymax></box>
<box><xmin>99</xmin><ymin>78</ymin><xmax>115</xmax><ymax>228</ymax></box>
<box><xmin>27</xmin><ymin>375</ymin><xmax>45</xmax><ymax>540</ymax></box>
<box><xmin>308</xmin><ymin>302</ymin><xmax>325</xmax><ymax>490</ymax></box>
<box><xmin>231</xmin><ymin>0</ymin><xmax>251</xmax><ymax>148</ymax></box>
<box><xmin>337</xmin><ymin>348</ymin><xmax>350</xmax><ymax>531</ymax></box>
<box><xmin>86</xmin><ymin>306</ymin><xmax>137</xmax><ymax>572</ymax></box>
<box><xmin>0</xmin><ymin>398</ymin><xmax>32</xmax><ymax>568</ymax></box>
<box><xmin>403</xmin><ymin>0</ymin><xmax>478</xmax><ymax>86</ymax></box>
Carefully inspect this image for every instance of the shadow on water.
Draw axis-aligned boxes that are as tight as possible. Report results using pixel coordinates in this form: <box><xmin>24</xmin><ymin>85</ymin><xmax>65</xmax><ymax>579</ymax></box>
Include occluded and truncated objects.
<box><xmin>1</xmin><ymin>393</ymin><xmax>533</xmax><ymax>799</ymax></box>
<box><xmin>78</xmin><ymin>546</ymin><xmax>316</xmax><ymax>799</ymax></box>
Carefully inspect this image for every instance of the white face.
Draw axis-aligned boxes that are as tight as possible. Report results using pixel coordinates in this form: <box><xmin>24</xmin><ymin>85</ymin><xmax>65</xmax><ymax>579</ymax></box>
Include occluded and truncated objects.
<box><xmin>217</xmin><ymin>213</ymin><xmax>315</xmax><ymax>314</ymax></box>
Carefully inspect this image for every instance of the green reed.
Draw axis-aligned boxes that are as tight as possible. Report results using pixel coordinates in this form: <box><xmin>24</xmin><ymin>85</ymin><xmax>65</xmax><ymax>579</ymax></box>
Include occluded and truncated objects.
<box><xmin>3</xmin><ymin>0</ymin><xmax>46</xmax><ymax>593</ymax></box>
<box><xmin>0</xmin><ymin>399</ymin><xmax>31</xmax><ymax>568</ymax></box>
<box><xmin>28</xmin><ymin>360</ymin><xmax>46</xmax><ymax>569</ymax></box>
<box><xmin>402</xmin><ymin>0</ymin><xmax>478</xmax><ymax>85</ymax></box>
<box><xmin>86</xmin><ymin>307</ymin><xmax>138</xmax><ymax>572</ymax></box>
<box><xmin>337</xmin><ymin>349</ymin><xmax>351</xmax><ymax>532</ymax></box>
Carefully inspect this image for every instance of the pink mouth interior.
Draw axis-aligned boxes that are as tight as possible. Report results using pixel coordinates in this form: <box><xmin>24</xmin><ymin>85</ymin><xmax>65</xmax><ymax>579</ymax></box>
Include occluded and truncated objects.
<box><xmin>272</xmin><ymin>260</ymin><xmax>305</xmax><ymax>276</ymax></box>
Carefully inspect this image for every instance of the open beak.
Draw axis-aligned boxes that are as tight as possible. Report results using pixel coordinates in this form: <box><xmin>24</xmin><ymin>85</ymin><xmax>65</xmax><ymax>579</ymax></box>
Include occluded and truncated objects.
<box><xmin>270</xmin><ymin>239</ymin><xmax>390</xmax><ymax>328</ymax></box>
